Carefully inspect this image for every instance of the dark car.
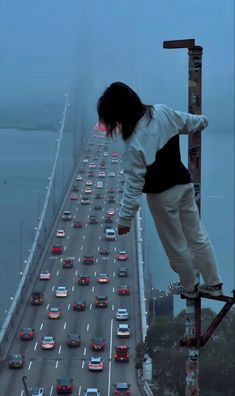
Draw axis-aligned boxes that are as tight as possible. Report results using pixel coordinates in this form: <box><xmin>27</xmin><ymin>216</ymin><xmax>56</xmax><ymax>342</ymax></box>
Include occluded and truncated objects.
<box><xmin>78</xmin><ymin>275</ymin><xmax>90</xmax><ymax>285</ymax></box>
<box><xmin>99</xmin><ymin>247</ymin><xmax>110</xmax><ymax>256</ymax></box>
<box><xmin>108</xmin><ymin>197</ymin><xmax>116</xmax><ymax>203</ymax></box>
<box><xmin>94</xmin><ymin>205</ymin><xmax>102</xmax><ymax>211</ymax></box>
<box><xmin>114</xmin><ymin>345</ymin><xmax>129</xmax><ymax>362</ymax></box>
<box><xmin>51</xmin><ymin>244</ymin><xmax>63</xmax><ymax>255</ymax></box>
<box><xmin>94</xmin><ymin>193</ymin><xmax>102</xmax><ymax>199</ymax></box>
<box><xmin>88</xmin><ymin>172</ymin><xmax>95</xmax><ymax>177</ymax></box>
<box><xmin>91</xmin><ymin>337</ymin><xmax>105</xmax><ymax>351</ymax></box>
<box><xmin>19</xmin><ymin>327</ymin><xmax>35</xmax><ymax>340</ymax></box>
<box><xmin>118</xmin><ymin>268</ymin><xmax>128</xmax><ymax>277</ymax></box>
<box><xmin>82</xmin><ymin>256</ymin><xmax>95</xmax><ymax>265</ymax></box>
<box><xmin>73</xmin><ymin>300</ymin><xmax>86</xmax><ymax>311</ymax></box>
<box><xmin>56</xmin><ymin>379</ymin><xmax>73</xmax><ymax>394</ymax></box>
<box><xmin>73</xmin><ymin>220</ymin><xmax>83</xmax><ymax>228</ymax></box>
<box><xmin>105</xmin><ymin>217</ymin><xmax>113</xmax><ymax>224</ymax></box>
<box><xmin>113</xmin><ymin>382</ymin><xmax>131</xmax><ymax>394</ymax></box>
<box><xmin>67</xmin><ymin>333</ymin><xmax>81</xmax><ymax>347</ymax></box>
<box><xmin>8</xmin><ymin>353</ymin><xmax>25</xmax><ymax>368</ymax></box>
<box><xmin>72</xmin><ymin>185</ymin><xmax>79</xmax><ymax>192</ymax></box>
<box><xmin>89</xmin><ymin>215</ymin><xmax>98</xmax><ymax>224</ymax></box>
<box><xmin>30</xmin><ymin>291</ymin><xmax>44</xmax><ymax>305</ymax></box>
<box><xmin>118</xmin><ymin>285</ymin><xmax>130</xmax><ymax>295</ymax></box>
<box><xmin>63</xmin><ymin>257</ymin><xmax>74</xmax><ymax>268</ymax></box>
<box><xmin>95</xmin><ymin>295</ymin><xmax>108</xmax><ymax>308</ymax></box>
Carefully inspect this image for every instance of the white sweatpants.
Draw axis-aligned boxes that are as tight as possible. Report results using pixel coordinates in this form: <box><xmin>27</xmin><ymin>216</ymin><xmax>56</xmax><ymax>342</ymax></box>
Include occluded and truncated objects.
<box><xmin>146</xmin><ymin>183</ymin><xmax>221</xmax><ymax>290</ymax></box>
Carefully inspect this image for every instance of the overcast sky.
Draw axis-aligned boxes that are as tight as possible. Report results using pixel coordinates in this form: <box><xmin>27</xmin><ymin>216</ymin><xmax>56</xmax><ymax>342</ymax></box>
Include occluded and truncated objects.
<box><xmin>0</xmin><ymin>0</ymin><xmax>234</xmax><ymax>133</ymax></box>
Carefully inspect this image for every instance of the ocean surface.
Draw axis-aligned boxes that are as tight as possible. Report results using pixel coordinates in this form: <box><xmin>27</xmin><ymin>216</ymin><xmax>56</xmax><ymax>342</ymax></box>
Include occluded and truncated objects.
<box><xmin>0</xmin><ymin>128</ymin><xmax>234</xmax><ymax>324</ymax></box>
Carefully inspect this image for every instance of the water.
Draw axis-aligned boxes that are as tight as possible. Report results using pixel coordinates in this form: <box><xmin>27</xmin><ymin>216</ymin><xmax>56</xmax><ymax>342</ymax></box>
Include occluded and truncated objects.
<box><xmin>0</xmin><ymin>128</ymin><xmax>57</xmax><ymax>324</ymax></box>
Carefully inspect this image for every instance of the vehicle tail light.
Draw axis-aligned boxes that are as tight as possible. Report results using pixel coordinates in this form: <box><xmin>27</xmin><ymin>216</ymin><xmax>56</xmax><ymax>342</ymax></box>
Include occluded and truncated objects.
<box><xmin>57</xmin><ymin>385</ymin><xmax>62</xmax><ymax>390</ymax></box>
<box><xmin>125</xmin><ymin>391</ymin><xmax>130</xmax><ymax>394</ymax></box>
<box><xmin>98</xmin><ymin>363</ymin><xmax>102</xmax><ymax>367</ymax></box>
<box><xmin>115</xmin><ymin>391</ymin><xmax>120</xmax><ymax>395</ymax></box>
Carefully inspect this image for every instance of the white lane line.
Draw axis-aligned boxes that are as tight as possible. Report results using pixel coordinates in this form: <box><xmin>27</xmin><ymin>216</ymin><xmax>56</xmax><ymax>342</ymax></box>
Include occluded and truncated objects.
<box><xmin>78</xmin><ymin>257</ymin><xmax>81</xmax><ymax>262</ymax></box>
<box><xmin>34</xmin><ymin>342</ymin><xmax>38</xmax><ymax>351</ymax></box>
<box><xmin>96</xmin><ymin>258</ymin><xmax>98</xmax><ymax>263</ymax></box>
<box><xmin>64</xmin><ymin>246</ymin><xmax>67</xmax><ymax>250</ymax></box>
<box><xmin>20</xmin><ymin>390</ymin><xmax>24</xmax><ymax>396</ymax></box>
<box><xmin>55</xmin><ymin>360</ymin><xmax>59</xmax><ymax>368</ymax></box>
<box><xmin>113</xmin><ymin>271</ymin><xmax>115</xmax><ymax>277</ymax></box>
<box><xmin>114</xmin><ymin>247</ymin><xmax>117</xmax><ymax>251</ymax></box>
<box><xmin>56</xmin><ymin>270</ymin><xmax>59</xmax><ymax>276</ymax></box>
<box><xmin>40</xmin><ymin>323</ymin><xmax>43</xmax><ymax>330</ymax></box>
<box><xmin>67</xmin><ymin>304</ymin><xmax>70</xmax><ymax>310</ymax></box>
<box><xmin>59</xmin><ymin>345</ymin><xmax>62</xmax><ymax>354</ymax></box>
<box><xmin>72</xmin><ymin>285</ymin><xmax>75</xmax><ymax>291</ymax></box>
<box><xmin>86</xmin><ymin>323</ymin><xmax>89</xmax><ymax>331</ymax></box>
<box><xmin>99</xmin><ymin>236</ymin><xmax>101</xmax><ymax>240</ymax></box>
<box><xmin>83</xmin><ymin>347</ymin><xmax>86</xmax><ymax>356</ymax></box>
<box><xmin>112</xmin><ymin>287</ymin><xmax>115</xmax><ymax>293</ymax></box>
<box><xmin>60</xmin><ymin>258</ymin><xmax>63</xmax><ymax>262</ymax></box>
<box><xmin>94</xmin><ymin>271</ymin><xmax>97</xmax><ymax>277</ymax></box>
<box><xmin>83</xmin><ymin>235</ymin><xmax>85</xmax><ymax>240</ymax></box>
<box><xmin>79</xmin><ymin>385</ymin><xmax>82</xmax><ymax>395</ymax></box>
<box><xmin>28</xmin><ymin>361</ymin><xmax>32</xmax><ymax>370</ymax></box>
<box><xmin>46</xmin><ymin>304</ymin><xmax>49</xmax><ymax>310</ymax></box>
<box><xmin>92</xmin><ymin>286</ymin><xmax>94</xmax><ymax>292</ymax></box>
<box><xmin>108</xmin><ymin>318</ymin><xmax>113</xmax><ymax>395</ymax></box>
<box><xmin>67</xmin><ymin>235</ymin><xmax>70</xmax><ymax>239</ymax></box>
<box><xmin>81</xmin><ymin>246</ymin><xmax>83</xmax><ymax>251</ymax></box>
<box><xmin>113</xmin><ymin>259</ymin><xmax>116</xmax><ymax>264</ymax></box>
<box><xmin>64</xmin><ymin>322</ymin><xmax>67</xmax><ymax>330</ymax></box>
<box><xmin>75</xmin><ymin>270</ymin><xmax>78</xmax><ymax>276</ymax></box>
<box><xmin>50</xmin><ymin>386</ymin><xmax>53</xmax><ymax>395</ymax></box>
<box><xmin>89</xmin><ymin>304</ymin><xmax>92</xmax><ymax>310</ymax></box>
<box><xmin>81</xmin><ymin>360</ymin><xmax>85</xmax><ymax>369</ymax></box>
<box><xmin>52</xmin><ymin>286</ymin><xmax>55</xmax><ymax>292</ymax></box>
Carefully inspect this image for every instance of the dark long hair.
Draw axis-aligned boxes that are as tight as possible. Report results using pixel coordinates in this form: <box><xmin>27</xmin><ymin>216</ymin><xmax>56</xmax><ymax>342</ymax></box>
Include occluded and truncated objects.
<box><xmin>97</xmin><ymin>82</ymin><xmax>154</xmax><ymax>140</ymax></box>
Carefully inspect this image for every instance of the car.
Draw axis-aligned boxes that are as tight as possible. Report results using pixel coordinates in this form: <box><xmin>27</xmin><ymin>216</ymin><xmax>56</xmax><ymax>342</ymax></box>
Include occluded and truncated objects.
<box><xmin>72</xmin><ymin>185</ymin><xmax>79</xmax><ymax>192</ymax></box>
<box><xmin>51</xmin><ymin>244</ymin><xmax>63</xmax><ymax>254</ymax></box>
<box><xmin>107</xmin><ymin>208</ymin><xmax>115</xmax><ymax>216</ymax></box>
<box><xmin>89</xmin><ymin>163</ymin><xmax>96</xmax><ymax>168</ymax></box>
<box><xmin>105</xmin><ymin>216</ymin><xmax>113</xmax><ymax>224</ymax></box>
<box><xmin>98</xmin><ymin>171</ymin><xmax>106</xmax><ymax>177</ymax></box>
<box><xmin>91</xmin><ymin>337</ymin><xmax>105</xmax><ymax>352</ymax></box>
<box><xmin>83</xmin><ymin>158</ymin><xmax>89</xmax><ymax>163</ymax></box>
<box><xmin>120</xmin><ymin>179</ymin><xmax>125</xmax><ymax>185</ymax></box>
<box><xmin>117</xmin><ymin>324</ymin><xmax>130</xmax><ymax>337</ymax></box>
<box><xmin>19</xmin><ymin>327</ymin><xmax>35</xmax><ymax>340</ymax></box>
<box><xmin>39</xmin><ymin>270</ymin><xmax>51</xmax><ymax>280</ymax></box>
<box><xmin>56</xmin><ymin>379</ymin><xmax>73</xmax><ymax>394</ymax></box>
<box><xmin>112</xmin><ymin>151</ymin><xmax>119</xmax><ymax>157</ymax></box>
<box><xmin>108</xmin><ymin>196</ymin><xmax>116</xmax><ymax>203</ymax></box>
<box><xmin>84</xmin><ymin>388</ymin><xmax>101</xmax><ymax>396</ymax></box>
<box><xmin>118</xmin><ymin>188</ymin><xmax>124</xmax><ymax>193</ymax></box>
<box><xmin>78</xmin><ymin>274</ymin><xmax>90</xmax><ymax>285</ymax></box>
<box><xmin>109</xmin><ymin>171</ymin><xmax>115</xmax><ymax>177</ymax></box>
<box><xmin>94</xmin><ymin>193</ymin><xmax>102</xmax><ymax>199</ymax></box>
<box><xmin>81</xmin><ymin>197</ymin><xmax>90</xmax><ymax>205</ymax></box>
<box><xmin>85</xmin><ymin>187</ymin><xmax>92</xmax><ymax>194</ymax></box>
<box><xmin>118</xmin><ymin>268</ymin><xmax>128</xmax><ymax>277</ymax></box>
<box><xmin>73</xmin><ymin>220</ymin><xmax>83</xmax><ymax>228</ymax></box>
<box><xmin>86</xmin><ymin>180</ymin><xmax>93</xmax><ymax>186</ymax></box>
<box><xmin>30</xmin><ymin>291</ymin><xmax>44</xmax><ymax>305</ymax></box>
<box><xmin>48</xmin><ymin>307</ymin><xmax>61</xmax><ymax>319</ymax></box>
<box><xmin>98</xmin><ymin>273</ymin><xmax>109</xmax><ymax>283</ymax></box>
<box><xmin>116</xmin><ymin>308</ymin><xmax>129</xmax><ymax>320</ymax></box>
<box><xmin>8</xmin><ymin>353</ymin><xmax>25</xmax><ymax>368</ymax></box>
<box><xmin>88</xmin><ymin>171</ymin><xmax>95</xmax><ymax>177</ymax></box>
<box><xmin>89</xmin><ymin>215</ymin><xmax>98</xmax><ymax>224</ymax></box>
<box><xmin>105</xmin><ymin>228</ymin><xmax>116</xmax><ymax>241</ymax></box>
<box><xmin>82</xmin><ymin>255</ymin><xmax>95</xmax><ymax>264</ymax></box>
<box><xmin>116</xmin><ymin>250</ymin><xmax>128</xmax><ymax>260</ymax></box>
<box><xmin>88</xmin><ymin>356</ymin><xmax>103</xmax><ymax>371</ymax></box>
<box><xmin>99</xmin><ymin>247</ymin><xmax>110</xmax><ymax>256</ymax></box>
<box><xmin>111</xmin><ymin>158</ymin><xmax>118</xmax><ymax>163</ymax></box>
<box><xmin>76</xmin><ymin>175</ymin><xmax>83</xmax><ymax>181</ymax></box>
<box><xmin>62</xmin><ymin>211</ymin><xmax>72</xmax><ymax>220</ymax></box>
<box><xmin>73</xmin><ymin>300</ymin><xmax>86</xmax><ymax>311</ymax></box>
<box><xmin>67</xmin><ymin>333</ymin><xmax>81</xmax><ymax>347</ymax></box>
<box><xmin>95</xmin><ymin>295</ymin><xmax>108</xmax><ymax>308</ymax></box>
<box><xmin>114</xmin><ymin>345</ymin><xmax>129</xmax><ymax>362</ymax></box>
<box><xmin>79</xmin><ymin>167</ymin><xmax>85</xmax><ymax>173</ymax></box>
<box><xmin>41</xmin><ymin>336</ymin><xmax>56</xmax><ymax>349</ymax></box>
<box><xmin>28</xmin><ymin>387</ymin><xmax>44</xmax><ymax>396</ymax></box>
<box><xmin>118</xmin><ymin>285</ymin><xmax>130</xmax><ymax>295</ymax></box>
<box><xmin>56</xmin><ymin>229</ymin><xmax>65</xmax><ymax>238</ymax></box>
<box><xmin>103</xmin><ymin>151</ymin><xmax>109</xmax><ymax>157</ymax></box>
<box><xmin>55</xmin><ymin>286</ymin><xmax>68</xmax><ymax>297</ymax></box>
<box><xmin>113</xmin><ymin>383</ymin><xmax>131</xmax><ymax>395</ymax></box>
<box><xmin>94</xmin><ymin>205</ymin><xmax>102</xmax><ymax>211</ymax></box>
<box><xmin>108</xmin><ymin>188</ymin><xmax>116</xmax><ymax>193</ymax></box>
<box><xmin>70</xmin><ymin>193</ymin><xmax>78</xmax><ymax>200</ymax></box>
<box><xmin>63</xmin><ymin>257</ymin><xmax>74</xmax><ymax>268</ymax></box>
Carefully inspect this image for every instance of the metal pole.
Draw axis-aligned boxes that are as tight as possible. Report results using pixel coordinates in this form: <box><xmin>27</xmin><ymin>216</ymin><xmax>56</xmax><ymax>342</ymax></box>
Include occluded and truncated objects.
<box><xmin>185</xmin><ymin>45</ymin><xmax>203</xmax><ymax>396</ymax></box>
<box><xmin>22</xmin><ymin>376</ymin><xmax>30</xmax><ymax>396</ymax></box>
<box><xmin>20</xmin><ymin>222</ymin><xmax>23</xmax><ymax>277</ymax></box>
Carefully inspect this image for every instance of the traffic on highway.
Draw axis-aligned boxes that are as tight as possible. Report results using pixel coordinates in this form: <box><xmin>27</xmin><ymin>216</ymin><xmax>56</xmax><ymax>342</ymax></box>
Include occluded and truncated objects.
<box><xmin>0</xmin><ymin>132</ymin><xmax>143</xmax><ymax>395</ymax></box>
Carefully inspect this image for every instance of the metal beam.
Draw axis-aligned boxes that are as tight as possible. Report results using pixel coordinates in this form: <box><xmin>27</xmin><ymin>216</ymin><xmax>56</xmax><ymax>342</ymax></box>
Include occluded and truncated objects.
<box><xmin>163</xmin><ymin>39</ymin><xmax>195</xmax><ymax>49</ymax></box>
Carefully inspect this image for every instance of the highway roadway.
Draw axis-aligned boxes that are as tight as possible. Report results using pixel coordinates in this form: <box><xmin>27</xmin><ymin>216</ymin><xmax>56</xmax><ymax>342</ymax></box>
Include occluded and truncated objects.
<box><xmin>0</xmin><ymin>132</ymin><xmax>143</xmax><ymax>396</ymax></box>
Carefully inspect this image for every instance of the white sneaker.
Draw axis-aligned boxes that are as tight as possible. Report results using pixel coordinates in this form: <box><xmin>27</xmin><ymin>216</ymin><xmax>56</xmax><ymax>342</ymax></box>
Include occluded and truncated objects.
<box><xmin>168</xmin><ymin>282</ymin><xmax>199</xmax><ymax>299</ymax></box>
<box><xmin>198</xmin><ymin>283</ymin><xmax>223</xmax><ymax>297</ymax></box>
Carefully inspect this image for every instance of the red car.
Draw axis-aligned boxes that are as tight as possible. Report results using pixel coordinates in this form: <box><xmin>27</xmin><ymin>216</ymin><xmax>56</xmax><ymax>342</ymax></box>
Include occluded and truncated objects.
<box><xmin>73</xmin><ymin>300</ymin><xmax>86</xmax><ymax>311</ymax></box>
<box><xmin>73</xmin><ymin>220</ymin><xmax>82</xmax><ymax>228</ymax></box>
<box><xmin>98</xmin><ymin>273</ymin><xmax>109</xmax><ymax>284</ymax></box>
<box><xmin>78</xmin><ymin>275</ymin><xmax>90</xmax><ymax>285</ymax></box>
<box><xmin>51</xmin><ymin>245</ymin><xmax>63</xmax><ymax>255</ymax></box>
<box><xmin>70</xmin><ymin>193</ymin><xmax>79</xmax><ymax>200</ymax></box>
<box><xmin>19</xmin><ymin>327</ymin><xmax>35</xmax><ymax>340</ymax></box>
<box><xmin>118</xmin><ymin>285</ymin><xmax>130</xmax><ymax>295</ymax></box>
<box><xmin>116</xmin><ymin>251</ymin><xmax>128</xmax><ymax>261</ymax></box>
<box><xmin>63</xmin><ymin>257</ymin><xmax>74</xmax><ymax>268</ymax></box>
<box><xmin>114</xmin><ymin>345</ymin><xmax>129</xmax><ymax>362</ymax></box>
<box><xmin>82</xmin><ymin>256</ymin><xmax>95</xmax><ymax>265</ymax></box>
<box><xmin>114</xmin><ymin>383</ymin><xmax>131</xmax><ymax>395</ymax></box>
<box><xmin>56</xmin><ymin>379</ymin><xmax>73</xmax><ymax>394</ymax></box>
<box><xmin>91</xmin><ymin>337</ymin><xmax>105</xmax><ymax>351</ymax></box>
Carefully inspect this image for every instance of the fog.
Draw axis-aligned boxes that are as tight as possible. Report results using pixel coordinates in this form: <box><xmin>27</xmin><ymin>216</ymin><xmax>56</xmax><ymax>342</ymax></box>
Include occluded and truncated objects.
<box><xmin>0</xmin><ymin>0</ymin><xmax>234</xmax><ymax>133</ymax></box>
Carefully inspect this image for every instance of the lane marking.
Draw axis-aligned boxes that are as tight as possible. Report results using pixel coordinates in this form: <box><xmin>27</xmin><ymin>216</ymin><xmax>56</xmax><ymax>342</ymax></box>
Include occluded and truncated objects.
<box><xmin>64</xmin><ymin>322</ymin><xmax>67</xmax><ymax>330</ymax></box>
<box><xmin>34</xmin><ymin>342</ymin><xmax>38</xmax><ymax>351</ymax></box>
<box><xmin>56</xmin><ymin>270</ymin><xmax>59</xmax><ymax>276</ymax></box>
<box><xmin>108</xmin><ymin>318</ymin><xmax>113</xmax><ymax>395</ymax></box>
<box><xmin>28</xmin><ymin>361</ymin><xmax>32</xmax><ymax>370</ymax></box>
<box><xmin>72</xmin><ymin>286</ymin><xmax>75</xmax><ymax>291</ymax></box>
<box><xmin>86</xmin><ymin>323</ymin><xmax>89</xmax><ymax>331</ymax></box>
<box><xmin>50</xmin><ymin>386</ymin><xmax>53</xmax><ymax>395</ymax></box>
<box><xmin>92</xmin><ymin>286</ymin><xmax>94</xmax><ymax>292</ymax></box>
<box><xmin>83</xmin><ymin>347</ymin><xmax>86</xmax><ymax>356</ymax></box>
<box><xmin>40</xmin><ymin>323</ymin><xmax>43</xmax><ymax>330</ymax></box>
<box><xmin>51</xmin><ymin>286</ymin><xmax>55</xmax><ymax>292</ymax></box>
<box><xmin>59</xmin><ymin>345</ymin><xmax>62</xmax><ymax>354</ymax></box>
<box><xmin>67</xmin><ymin>304</ymin><xmax>70</xmax><ymax>310</ymax></box>
<box><xmin>46</xmin><ymin>304</ymin><xmax>49</xmax><ymax>310</ymax></box>
<box><xmin>112</xmin><ymin>304</ymin><xmax>114</xmax><ymax>311</ymax></box>
<box><xmin>82</xmin><ymin>360</ymin><xmax>85</xmax><ymax>369</ymax></box>
<box><xmin>89</xmin><ymin>304</ymin><xmax>92</xmax><ymax>310</ymax></box>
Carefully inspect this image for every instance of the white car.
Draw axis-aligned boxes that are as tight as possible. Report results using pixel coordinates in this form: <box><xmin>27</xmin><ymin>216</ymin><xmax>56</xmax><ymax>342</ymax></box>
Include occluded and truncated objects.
<box><xmin>81</xmin><ymin>197</ymin><xmax>90</xmax><ymax>205</ymax></box>
<box><xmin>117</xmin><ymin>323</ymin><xmax>130</xmax><ymax>337</ymax></box>
<box><xmin>86</xmin><ymin>180</ymin><xmax>93</xmax><ymax>186</ymax></box>
<box><xmin>98</xmin><ymin>171</ymin><xmax>106</xmax><ymax>177</ymax></box>
<box><xmin>41</xmin><ymin>336</ymin><xmax>55</xmax><ymax>349</ymax></box>
<box><xmin>111</xmin><ymin>158</ymin><xmax>118</xmax><ymax>163</ymax></box>
<box><xmin>116</xmin><ymin>308</ymin><xmax>129</xmax><ymax>320</ymax></box>
<box><xmin>103</xmin><ymin>152</ymin><xmax>109</xmax><ymax>156</ymax></box>
<box><xmin>85</xmin><ymin>187</ymin><xmax>92</xmax><ymax>194</ymax></box>
<box><xmin>55</xmin><ymin>286</ymin><xmax>68</xmax><ymax>297</ymax></box>
<box><xmin>88</xmin><ymin>356</ymin><xmax>103</xmax><ymax>371</ymax></box>
<box><xmin>107</xmin><ymin>208</ymin><xmax>115</xmax><ymax>216</ymax></box>
<box><xmin>28</xmin><ymin>387</ymin><xmax>44</xmax><ymax>396</ymax></box>
<box><xmin>89</xmin><ymin>163</ymin><xmax>96</xmax><ymax>168</ymax></box>
<box><xmin>39</xmin><ymin>270</ymin><xmax>51</xmax><ymax>280</ymax></box>
<box><xmin>83</xmin><ymin>158</ymin><xmax>89</xmax><ymax>162</ymax></box>
<box><xmin>62</xmin><ymin>211</ymin><xmax>72</xmax><ymax>220</ymax></box>
<box><xmin>109</xmin><ymin>171</ymin><xmax>115</xmax><ymax>177</ymax></box>
<box><xmin>56</xmin><ymin>229</ymin><xmax>65</xmax><ymax>238</ymax></box>
<box><xmin>105</xmin><ymin>228</ymin><xmax>116</xmax><ymax>241</ymax></box>
<box><xmin>76</xmin><ymin>175</ymin><xmax>83</xmax><ymax>181</ymax></box>
<box><xmin>84</xmin><ymin>389</ymin><xmax>100</xmax><ymax>396</ymax></box>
